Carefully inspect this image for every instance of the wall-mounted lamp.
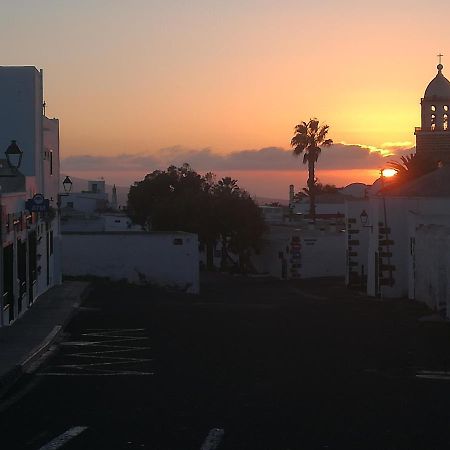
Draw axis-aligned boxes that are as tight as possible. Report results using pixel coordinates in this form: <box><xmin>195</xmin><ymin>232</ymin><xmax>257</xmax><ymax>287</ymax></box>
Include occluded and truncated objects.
<box><xmin>62</xmin><ymin>175</ymin><xmax>73</xmax><ymax>193</ymax></box>
<box><xmin>5</xmin><ymin>140</ymin><xmax>23</xmax><ymax>172</ymax></box>
<box><xmin>359</xmin><ymin>209</ymin><xmax>373</xmax><ymax>231</ymax></box>
<box><xmin>57</xmin><ymin>176</ymin><xmax>73</xmax><ymax>213</ymax></box>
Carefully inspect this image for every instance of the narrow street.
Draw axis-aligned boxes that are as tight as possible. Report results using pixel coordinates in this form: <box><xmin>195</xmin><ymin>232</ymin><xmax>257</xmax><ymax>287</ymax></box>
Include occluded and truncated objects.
<box><xmin>2</xmin><ymin>275</ymin><xmax>450</xmax><ymax>449</ymax></box>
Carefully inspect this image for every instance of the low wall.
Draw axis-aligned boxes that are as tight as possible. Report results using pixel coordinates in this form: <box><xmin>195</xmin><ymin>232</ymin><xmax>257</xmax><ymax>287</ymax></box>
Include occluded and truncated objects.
<box><xmin>62</xmin><ymin>231</ymin><xmax>199</xmax><ymax>294</ymax></box>
<box><xmin>414</xmin><ymin>225</ymin><xmax>450</xmax><ymax>314</ymax></box>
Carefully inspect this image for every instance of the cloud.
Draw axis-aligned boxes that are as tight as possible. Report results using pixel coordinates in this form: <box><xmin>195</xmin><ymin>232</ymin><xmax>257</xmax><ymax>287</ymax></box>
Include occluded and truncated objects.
<box><xmin>61</xmin><ymin>153</ymin><xmax>159</xmax><ymax>171</ymax></box>
<box><xmin>61</xmin><ymin>142</ymin><xmax>416</xmax><ymax>174</ymax></box>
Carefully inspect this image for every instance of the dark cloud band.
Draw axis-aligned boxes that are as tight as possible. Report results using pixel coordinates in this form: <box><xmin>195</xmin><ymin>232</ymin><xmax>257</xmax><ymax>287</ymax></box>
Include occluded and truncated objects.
<box><xmin>61</xmin><ymin>143</ymin><xmax>415</xmax><ymax>173</ymax></box>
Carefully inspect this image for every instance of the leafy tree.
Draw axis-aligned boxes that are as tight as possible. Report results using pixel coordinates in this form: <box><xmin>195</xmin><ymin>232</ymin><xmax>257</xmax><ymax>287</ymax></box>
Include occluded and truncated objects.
<box><xmin>127</xmin><ymin>166</ymin><xmax>265</xmax><ymax>272</ymax></box>
<box><xmin>211</xmin><ymin>177</ymin><xmax>265</xmax><ymax>272</ymax></box>
<box><xmin>301</xmin><ymin>182</ymin><xmax>341</xmax><ymax>196</ymax></box>
<box><xmin>291</xmin><ymin>118</ymin><xmax>333</xmax><ymax>219</ymax></box>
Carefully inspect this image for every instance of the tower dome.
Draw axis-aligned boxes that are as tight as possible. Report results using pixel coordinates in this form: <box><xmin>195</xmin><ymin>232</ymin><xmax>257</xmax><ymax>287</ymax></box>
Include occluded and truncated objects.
<box><xmin>416</xmin><ymin>60</ymin><xmax>450</xmax><ymax>166</ymax></box>
<box><xmin>424</xmin><ymin>64</ymin><xmax>450</xmax><ymax>99</ymax></box>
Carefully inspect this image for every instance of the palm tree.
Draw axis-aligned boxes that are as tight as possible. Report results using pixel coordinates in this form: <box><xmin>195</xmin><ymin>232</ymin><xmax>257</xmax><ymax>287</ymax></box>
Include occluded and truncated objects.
<box><xmin>291</xmin><ymin>118</ymin><xmax>333</xmax><ymax>219</ymax></box>
<box><xmin>386</xmin><ymin>153</ymin><xmax>437</xmax><ymax>184</ymax></box>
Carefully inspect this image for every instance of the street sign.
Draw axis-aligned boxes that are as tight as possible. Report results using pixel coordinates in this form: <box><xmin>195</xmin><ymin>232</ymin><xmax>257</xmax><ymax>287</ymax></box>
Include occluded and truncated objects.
<box><xmin>25</xmin><ymin>193</ymin><xmax>50</xmax><ymax>213</ymax></box>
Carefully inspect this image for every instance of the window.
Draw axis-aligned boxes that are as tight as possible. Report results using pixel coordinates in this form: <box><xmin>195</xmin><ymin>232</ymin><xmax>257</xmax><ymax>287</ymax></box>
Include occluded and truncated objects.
<box><xmin>92</xmin><ymin>184</ymin><xmax>98</xmax><ymax>193</ymax></box>
<box><xmin>444</xmin><ymin>105</ymin><xmax>449</xmax><ymax>112</ymax></box>
<box><xmin>444</xmin><ymin>114</ymin><xmax>448</xmax><ymax>130</ymax></box>
<box><xmin>67</xmin><ymin>201</ymin><xmax>74</xmax><ymax>208</ymax></box>
<box><xmin>431</xmin><ymin>105</ymin><xmax>436</xmax><ymax>111</ymax></box>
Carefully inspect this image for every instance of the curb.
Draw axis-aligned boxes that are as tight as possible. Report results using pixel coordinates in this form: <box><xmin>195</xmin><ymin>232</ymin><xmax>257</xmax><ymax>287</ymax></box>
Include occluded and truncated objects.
<box><xmin>0</xmin><ymin>282</ymin><xmax>92</xmax><ymax>400</ymax></box>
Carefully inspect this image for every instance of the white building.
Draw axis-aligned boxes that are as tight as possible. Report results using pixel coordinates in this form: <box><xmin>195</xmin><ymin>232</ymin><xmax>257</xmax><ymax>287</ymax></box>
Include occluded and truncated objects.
<box><xmin>62</xmin><ymin>231</ymin><xmax>199</xmax><ymax>294</ymax></box>
<box><xmin>60</xmin><ymin>179</ymin><xmax>109</xmax><ymax>213</ymax></box>
<box><xmin>348</xmin><ymin>63</ymin><xmax>450</xmax><ymax>307</ymax></box>
<box><xmin>0</xmin><ymin>67</ymin><xmax>61</xmax><ymax>326</ymax></box>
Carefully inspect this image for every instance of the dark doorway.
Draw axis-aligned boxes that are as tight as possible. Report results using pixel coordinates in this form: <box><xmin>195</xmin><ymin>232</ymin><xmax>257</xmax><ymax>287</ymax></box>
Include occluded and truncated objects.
<box><xmin>374</xmin><ymin>251</ymin><xmax>380</xmax><ymax>297</ymax></box>
<box><xmin>17</xmin><ymin>239</ymin><xmax>27</xmax><ymax>315</ymax></box>
<box><xmin>46</xmin><ymin>231</ymin><xmax>50</xmax><ymax>286</ymax></box>
<box><xmin>3</xmin><ymin>244</ymin><xmax>14</xmax><ymax>322</ymax></box>
<box><xmin>28</xmin><ymin>231</ymin><xmax>37</xmax><ymax>305</ymax></box>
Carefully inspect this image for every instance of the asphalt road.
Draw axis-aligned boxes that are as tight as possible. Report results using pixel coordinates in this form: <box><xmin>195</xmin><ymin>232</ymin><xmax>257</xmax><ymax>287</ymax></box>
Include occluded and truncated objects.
<box><xmin>2</xmin><ymin>274</ymin><xmax>450</xmax><ymax>449</ymax></box>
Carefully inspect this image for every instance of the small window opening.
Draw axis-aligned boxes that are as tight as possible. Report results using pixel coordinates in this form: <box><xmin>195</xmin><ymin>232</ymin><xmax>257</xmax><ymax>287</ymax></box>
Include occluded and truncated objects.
<box><xmin>444</xmin><ymin>114</ymin><xmax>448</xmax><ymax>130</ymax></box>
<box><xmin>431</xmin><ymin>105</ymin><xmax>436</xmax><ymax>111</ymax></box>
<box><xmin>444</xmin><ymin>105</ymin><xmax>449</xmax><ymax>112</ymax></box>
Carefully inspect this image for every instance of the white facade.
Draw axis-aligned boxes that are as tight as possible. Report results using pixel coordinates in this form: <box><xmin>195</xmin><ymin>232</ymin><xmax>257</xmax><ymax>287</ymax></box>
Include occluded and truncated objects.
<box><xmin>344</xmin><ymin>200</ymin><xmax>371</xmax><ymax>287</ymax></box>
<box><xmin>60</xmin><ymin>180</ymin><xmax>109</xmax><ymax>214</ymax></box>
<box><xmin>363</xmin><ymin>197</ymin><xmax>450</xmax><ymax>299</ymax></box>
<box><xmin>62</xmin><ymin>232</ymin><xmax>199</xmax><ymax>294</ymax></box>
<box><xmin>0</xmin><ymin>67</ymin><xmax>61</xmax><ymax>326</ymax></box>
<box><xmin>252</xmin><ymin>224</ymin><xmax>346</xmax><ymax>279</ymax></box>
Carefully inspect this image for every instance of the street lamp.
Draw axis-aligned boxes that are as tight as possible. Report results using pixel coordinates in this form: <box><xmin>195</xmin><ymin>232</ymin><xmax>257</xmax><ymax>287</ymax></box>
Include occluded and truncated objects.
<box><xmin>62</xmin><ymin>176</ymin><xmax>73</xmax><ymax>193</ymax></box>
<box><xmin>359</xmin><ymin>209</ymin><xmax>373</xmax><ymax>231</ymax></box>
<box><xmin>5</xmin><ymin>140</ymin><xmax>23</xmax><ymax>172</ymax></box>
<box><xmin>57</xmin><ymin>176</ymin><xmax>73</xmax><ymax>211</ymax></box>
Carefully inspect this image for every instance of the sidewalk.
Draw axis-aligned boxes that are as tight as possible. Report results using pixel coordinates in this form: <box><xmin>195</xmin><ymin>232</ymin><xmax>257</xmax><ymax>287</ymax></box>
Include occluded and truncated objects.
<box><xmin>0</xmin><ymin>281</ymin><xmax>91</xmax><ymax>398</ymax></box>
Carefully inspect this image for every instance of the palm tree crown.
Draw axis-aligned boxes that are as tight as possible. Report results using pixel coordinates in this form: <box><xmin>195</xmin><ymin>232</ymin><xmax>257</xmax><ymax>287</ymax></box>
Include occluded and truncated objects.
<box><xmin>387</xmin><ymin>153</ymin><xmax>437</xmax><ymax>183</ymax></box>
<box><xmin>291</xmin><ymin>118</ymin><xmax>333</xmax><ymax>219</ymax></box>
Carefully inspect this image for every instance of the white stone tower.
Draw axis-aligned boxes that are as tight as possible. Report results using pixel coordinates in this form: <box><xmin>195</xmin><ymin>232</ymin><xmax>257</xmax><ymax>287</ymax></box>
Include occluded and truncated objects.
<box><xmin>111</xmin><ymin>184</ymin><xmax>118</xmax><ymax>210</ymax></box>
<box><xmin>415</xmin><ymin>59</ymin><xmax>450</xmax><ymax>164</ymax></box>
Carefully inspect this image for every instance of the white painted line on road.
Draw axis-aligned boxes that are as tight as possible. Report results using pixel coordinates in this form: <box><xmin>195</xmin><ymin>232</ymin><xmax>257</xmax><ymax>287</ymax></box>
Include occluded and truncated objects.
<box><xmin>66</xmin><ymin>346</ymin><xmax>152</xmax><ymax>355</ymax></box>
<box><xmin>200</xmin><ymin>428</ymin><xmax>224</xmax><ymax>450</ymax></box>
<box><xmin>38</xmin><ymin>426</ymin><xmax>88</xmax><ymax>450</ymax></box>
<box><xmin>416</xmin><ymin>370</ymin><xmax>450</xmax><ymax>380</ymax></box>
<box><xmin>416</xmin><ymin>374</ymin><xmax>450</xmax><ymax>380</ymax></box>
<box><xmin>37</xmin><ymin>371</ymin><xmax>155</xmax><ymax>376</ymax></box>
<box><xmin>86</xmin><ymin>328</ymin><xmax>146</xmax><ymax>331</ymax></box>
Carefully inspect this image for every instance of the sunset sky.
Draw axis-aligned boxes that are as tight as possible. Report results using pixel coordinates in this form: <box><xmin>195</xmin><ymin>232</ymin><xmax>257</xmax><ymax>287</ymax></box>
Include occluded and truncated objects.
<box><xmin>1</xmin><ymin>0</ymin><xmax>448</xmax><ymax>198</ymax></box>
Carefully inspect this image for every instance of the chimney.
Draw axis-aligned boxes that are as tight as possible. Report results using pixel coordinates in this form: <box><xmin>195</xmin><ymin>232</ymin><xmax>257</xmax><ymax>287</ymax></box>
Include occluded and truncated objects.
<box><xmin>289</xmin><ymin>184</ymin><xmax>295</xmax><ymax>205</ymax></box>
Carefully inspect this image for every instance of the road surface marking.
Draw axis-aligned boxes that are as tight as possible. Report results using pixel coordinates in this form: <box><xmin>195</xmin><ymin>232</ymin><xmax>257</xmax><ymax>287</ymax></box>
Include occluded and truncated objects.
<box><xmin>38</xmin><ymin>426</ymin><xmax>87</xmax><ymax>450</ymax></box>
<box><xmin>200</xmin><ymin>428</ymin><xmax>224</xmax><ymax>450</ymax></box>
<box><xmin>416</xmin><ymin>370</ymin><xmax>450</xmax><ymax>380</ymax></box>
<box><xmin>38</xmin><ymin>371</ymin><xmax>155</xmax><ymax>376</ymax></box>
<box><xmin>66</xmin><ymin>346</ymin><xmax>152</xmax><ymax>355</ymax></box>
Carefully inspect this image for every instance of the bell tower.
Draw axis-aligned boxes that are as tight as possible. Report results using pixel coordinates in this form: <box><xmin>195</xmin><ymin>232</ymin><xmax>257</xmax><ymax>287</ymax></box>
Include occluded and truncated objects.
<box><xmin>415</xmin><ymin>58</ymin><xmax>450</xmax><ymax>164</ymax></box>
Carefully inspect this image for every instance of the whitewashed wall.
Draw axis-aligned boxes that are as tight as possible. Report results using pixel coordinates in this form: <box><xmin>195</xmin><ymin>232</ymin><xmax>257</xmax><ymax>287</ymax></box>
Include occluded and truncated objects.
<box><xmin>251</xmin><ymin>233</ymin><xmax>291</xmax><ymax>278</ymax></box>
<box><xmin>62</xmin><ymin>232</ymin><xmax>199</xmax><ymax>294</ymax></box>
<box><xmin>252</xmin><ymin>225</ymin><xmax>346</xmax><ymax>279</ymax></box>
<box><xmin>60</xmin><ymin>193</ymin><xmax>107</xmax><ymax>213</ymax></box>
<box><xmin>366</xmin><ymin>197</ymin><xmax>450</xmax><ymax>299</ymax></box>
<box><xmin>344</xmin><ymin>200</ymin><xmax>371</xmax><ymax>286</ymax></box>
<box><xmin>298</xmin><ymin>233</ymin><xmax>346</xmax><ymax>278</ymax></box>
<box><xmin>413</xmin><ymin>224</ymin><xmax>450</xmax><ymax>314</ymax></box>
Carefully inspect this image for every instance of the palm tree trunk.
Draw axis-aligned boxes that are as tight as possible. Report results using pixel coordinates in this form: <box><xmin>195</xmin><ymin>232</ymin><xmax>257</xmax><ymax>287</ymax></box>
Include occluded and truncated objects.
<box><xmin>307</xmin><ymin>158</ymin><xmax>316</xmax><ymax>221</ymax></box>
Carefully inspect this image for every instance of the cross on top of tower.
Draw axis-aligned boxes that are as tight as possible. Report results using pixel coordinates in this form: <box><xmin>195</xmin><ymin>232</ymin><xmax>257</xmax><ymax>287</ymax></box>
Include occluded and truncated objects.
<box><xmin>438</xmin><ymin>53</ymin><xmax>444</xmax><ymax>71</ymax></box>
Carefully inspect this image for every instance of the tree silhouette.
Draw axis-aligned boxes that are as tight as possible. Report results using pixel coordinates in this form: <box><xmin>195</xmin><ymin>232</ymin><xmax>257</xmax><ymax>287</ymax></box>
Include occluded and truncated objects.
<box><xmin>291</xmin><ymin>118</ymin><xmax>333</xmax><ymax>220</ymax></box>
<box><xmin>386</xmin><ymin>153</ymin><xmax>437</xmax><ymax>184</ymax></box>
<box><xmin>127</xmin><ymin>166</ymin><xmax>265</xmax><ymax>272</ymax></box>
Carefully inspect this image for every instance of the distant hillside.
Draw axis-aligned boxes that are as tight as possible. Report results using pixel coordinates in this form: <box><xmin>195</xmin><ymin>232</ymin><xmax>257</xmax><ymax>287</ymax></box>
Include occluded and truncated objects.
<box><xmin>62</xmin><ymin>175</ymin><xmax>288</xmax><ymax>208</ymax></box>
